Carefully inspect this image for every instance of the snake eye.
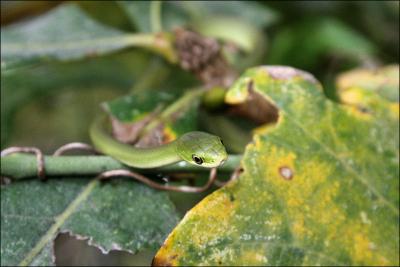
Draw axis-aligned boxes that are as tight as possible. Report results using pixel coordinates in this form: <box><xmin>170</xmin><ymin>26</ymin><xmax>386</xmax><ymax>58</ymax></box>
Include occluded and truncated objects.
<box><xmin>220</xmin><ymin>139</ymin><xmax>224</xmax><ymax>145</ymax></box>
<box><xmin>192</xmin><ymin>154</ymin><xmax>203</xmax><ymax>165</ymax></box>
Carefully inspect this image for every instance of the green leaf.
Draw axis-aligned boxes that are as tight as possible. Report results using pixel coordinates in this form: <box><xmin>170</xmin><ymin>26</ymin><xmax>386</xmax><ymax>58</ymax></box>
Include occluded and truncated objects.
<box><xmin>117</xmin><ymin>1</ymin><xmax>154</xmax><ymax>33</ymax></box>
<box><xmin>1</xmin><ymin>178</ymin><xmax>179</xmax><ymax>266</ymax></box>
<box><xmin>117</xmin><ymin>1</ymin><xmax>274</xmax><ymax>71</ymax></box>
<box><xmin>104</xmin><ymin>90</ymin><xmax>178</xmax><ymax>123</ymax></box>
<box><xmin>268</xmin><ymin>18</ymin><xmax>376</xmax><ymax>69</ymax></box>
<box><xmin>153</xmin><ymin>66</ymin><xmax>399</xmax><ymax>266</ymax></box>
<box><xmin>1</xmin><ymin>3</ymin><xmax>176</xmax><ymax>70</ymax></box>
<box><xmin>103</xmin><ymin>88</ymin><xmax>203</xmax><ymax>149</ymax></box>
<box><xmin>115</xmin><ymin>2</ymin><xmax>155</xmax><ymax>34</ymax></box>
<box><xmin>118</xmin><ymin>1</ymin><xmax>274</xmax><ymax>58</ymax></box>
<box><xmin>118</xmin><ymin>1</ymin><xmax>278</xmax><ymax>34</ymax></box>
<box><xmin>337</xmin><ymin>64</ymin><xmax>400</xmax><ymax>102</ymax></box>
<box><xmin>179</xmin><ymin>1</ymin><xmax>278</xmax><ymax>29</ymax></box>
<box><xmin>77</xmin><ymin>1</ymin><xmax>134</xmax><ymax>32</ymax></box>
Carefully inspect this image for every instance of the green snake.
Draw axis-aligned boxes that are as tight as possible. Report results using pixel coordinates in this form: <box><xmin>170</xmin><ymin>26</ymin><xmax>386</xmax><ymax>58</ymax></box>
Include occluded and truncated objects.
<box><xmin>89</xmin><ymin>116</ymin><xmax>228</xmax><ymax>169</ymax></box>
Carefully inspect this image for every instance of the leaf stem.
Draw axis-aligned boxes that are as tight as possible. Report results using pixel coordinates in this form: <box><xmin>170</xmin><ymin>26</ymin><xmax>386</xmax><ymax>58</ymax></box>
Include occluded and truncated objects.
<box><xmin>3</xmin><ymin>32</ymin><xmax>177</xmax><ymax>63</ymax></box>
<box><xmin>124</xmin><ymin>32</ymin><xmax>176</xmax><ymax>63</ymax></box>
<box><xmin>139</xmin><ymin>89</ymin><xmax>204</xmax><ymax>138</ymax></box>
<box><xmin>1</xmin><ymin>154</ymin><xmax>242</xmax><ymax>180</ymax></box>
<box><xmin>151</xmin><ymin>1</ymin><xmax>163</xmax><ymax>33</ymax></box>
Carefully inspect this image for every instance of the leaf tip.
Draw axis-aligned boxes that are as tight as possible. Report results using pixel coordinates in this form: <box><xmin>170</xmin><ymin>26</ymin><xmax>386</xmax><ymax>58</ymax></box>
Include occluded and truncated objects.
<box><xmin>152</xmin><ymin>252</ymin><xmax>176</xmax><ymax>267</ymax></box>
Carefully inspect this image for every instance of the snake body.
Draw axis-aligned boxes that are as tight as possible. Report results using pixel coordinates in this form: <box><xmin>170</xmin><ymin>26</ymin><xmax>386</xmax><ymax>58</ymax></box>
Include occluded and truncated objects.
<box><xmin>89</xmin><ymin>116</ymin><xmax>228</xmax><ymax>169</ymax></box>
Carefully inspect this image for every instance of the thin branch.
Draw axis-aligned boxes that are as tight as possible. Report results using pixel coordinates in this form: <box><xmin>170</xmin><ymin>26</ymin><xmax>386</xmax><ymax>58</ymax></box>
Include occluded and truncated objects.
<box><xmin>3</xmin><ymin>32</ymin><xmax>178</xmax><ymax>64</ymax></box>
<box><xmin>150</xmin><ymin>1</ymin><xmax>163</xmax><ymax>33</ymax></box>
<box><xmin>97</xmin><ymin>168</ymin><xmax>217</xmax><ymax>193</ymax></box>
<box><xmin>0</xmin><ymin>154</ymin><xmax>242</xmax><ymax>180</ymax></box>
<box><xmin>1</xmin><ymin>147</ymin><xmax>45</xmax><ymax>179</ymax></box>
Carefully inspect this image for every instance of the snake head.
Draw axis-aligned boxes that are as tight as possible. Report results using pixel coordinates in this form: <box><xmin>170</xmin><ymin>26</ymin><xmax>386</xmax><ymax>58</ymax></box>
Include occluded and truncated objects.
<box><xmin>176</xmin><ymin>131</ymin><xmax>228</xmax><ymax>168</ymax></box>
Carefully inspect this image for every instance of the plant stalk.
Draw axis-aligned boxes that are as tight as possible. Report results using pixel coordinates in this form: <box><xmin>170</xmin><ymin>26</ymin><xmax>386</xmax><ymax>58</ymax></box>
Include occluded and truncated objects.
<box><xmin>1</xmin><ymin>154</ymin><xmax>242</xmax><ymax>180</ymax></box>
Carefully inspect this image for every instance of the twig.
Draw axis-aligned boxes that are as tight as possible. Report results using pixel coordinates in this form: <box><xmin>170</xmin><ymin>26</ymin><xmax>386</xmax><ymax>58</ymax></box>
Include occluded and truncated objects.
<box><xmin>53</xmin><ymin>142</ymin><xmax>98</xmax><ymax>156</ymax></box>
<box><xmin>97</xmin><ymin>168</ymin><xmax>217</xmax><ymax>193</ymax></box>
<box><xmin>150</xmin><ymin>1</ymin><xmax>163</xmax><ymax>33</ymax></box>
<box><xmin>1</xmin><ymin>147</ymin><xmax>46</xmax><ymax>180</ymax></box>
<box><xmin>0</xmin><ymin>154</ymin><xmax>242</xmax><ymax>180</ymax></box>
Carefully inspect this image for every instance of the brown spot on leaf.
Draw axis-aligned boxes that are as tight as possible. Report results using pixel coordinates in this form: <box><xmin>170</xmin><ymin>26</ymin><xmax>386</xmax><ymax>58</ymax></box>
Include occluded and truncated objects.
<box><xmin>279</xmin><ymin>166</ymin><xmax>294</xmax><ymax>180</ymax></box>
<box><xmin>357</xmin><ymin>105</ymin><xmax>372</xmax><ymax>114</ymax></box>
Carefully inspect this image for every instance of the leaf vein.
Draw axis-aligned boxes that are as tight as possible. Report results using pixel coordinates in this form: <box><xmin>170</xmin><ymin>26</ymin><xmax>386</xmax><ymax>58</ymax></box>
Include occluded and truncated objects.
<box><xmin>285</xmin><ymin>111</ymin><xmax>399</xmax><ymax>215</ymax></box>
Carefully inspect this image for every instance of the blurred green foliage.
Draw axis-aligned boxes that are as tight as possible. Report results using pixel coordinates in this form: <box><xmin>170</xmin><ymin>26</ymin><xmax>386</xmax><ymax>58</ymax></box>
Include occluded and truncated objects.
<box><xmin>1</xmin><ymin>0</ymin><xmax>397</xmax><ymax>149</ymax></box>
<box><xmin>1</xmin><ymin>1</ymin><xmax>398</xmax><ymax>266</ymax></box>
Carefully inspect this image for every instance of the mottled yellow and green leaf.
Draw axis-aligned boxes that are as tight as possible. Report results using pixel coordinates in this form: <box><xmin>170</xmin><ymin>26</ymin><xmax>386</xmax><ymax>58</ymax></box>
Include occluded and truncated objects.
<box><xmin>154</xmin><ymin>66</ymin><xmax>399</xmax><ymax>266</ymax></box>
